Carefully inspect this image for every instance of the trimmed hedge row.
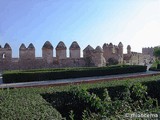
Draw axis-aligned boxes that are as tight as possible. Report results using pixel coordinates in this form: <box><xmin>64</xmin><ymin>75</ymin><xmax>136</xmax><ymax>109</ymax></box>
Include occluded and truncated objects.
<box><xmin>0</xmin><ymin>89</ymin><xmax>62</xmax><ymax>120</ymax></box>
<box><xmin>1</xmin><ymin>74</ymin><xmax>160</xmax><ymax>120</ymax></box>
<box><xmin>89</xmin><ymin>80</ymin><xmax>160</xmax><ymax>104</ymax></box>
<box><xmin>42</xmin><ymin>80</ymin><xmax>160</xmax><ymax>119</ymax></box>
<box><xmin>3</xmin><ymin>65</ymin><xmax>147</xmax><ymax>83</ymax></box>
<box><xmin>149</xmin><ymin>67</ymin><xmax>160</xmax><ymax>71</ymax></box>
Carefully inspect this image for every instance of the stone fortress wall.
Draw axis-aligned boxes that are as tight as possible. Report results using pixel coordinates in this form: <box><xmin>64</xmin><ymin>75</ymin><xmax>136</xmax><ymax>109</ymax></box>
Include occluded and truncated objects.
<box><xmin>0</xmin><ymin>41</ymin><xmax>154</xmax><ymax>71</ymax></box>
<box><xmin>142</xmin><ymin>47</ymin><xmax>154</xmax><ymax>57</ymax></box>
<box><xmin>0</xmin><ymin>41</ymin><xmax>125</xmax><ymax>71</ymax></box>
<box><xmin>123</xmin><ymin>45</ymin><xmax>154</xmax><ymax>65</ymax></box>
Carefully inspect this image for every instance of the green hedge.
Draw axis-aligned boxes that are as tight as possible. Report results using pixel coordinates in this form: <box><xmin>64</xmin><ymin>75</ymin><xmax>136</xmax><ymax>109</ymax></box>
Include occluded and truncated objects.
<box><xmin>149</xmin><ymin>62</ymin><xmax>160</xmax><ymax>71</ymax></box>
<box><xmin>0</xmin><ymin>89</ymin><xmax>62</xmax><ymax>120</ymax></box>
<box><xmin>149</xmin><ymin>67</ymin><xmax>160</xmax><ymax>71</ymax></box>
<box><xmin>1</xmin><ymin>74</ymin><xmax>160</xmax><ymax>120</ymax></box>
<box><xmin>3</xmin><ymin>65</ymin><xmax>147</xmax><ymax>83</ymax></box>
<box><xmin>143</xmin><ymin>80</ymin><xmax>160</xmax><ymax>104</ymax></box>
<box><xmin>41</xmin><ymin>80</ymin><xmax>160</xmax><ymax>119</ymax></box>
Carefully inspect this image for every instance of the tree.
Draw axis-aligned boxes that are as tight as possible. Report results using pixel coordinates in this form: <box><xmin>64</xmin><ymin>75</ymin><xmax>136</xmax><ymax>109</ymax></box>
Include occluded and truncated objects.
<box><xmin>153</xmin><ymin>47</ymin><xmax>160</xmax><ymax>59</ymax></box>
<box><xmin>107</xmin><ymin>57</ymin><xmax>118</xmax><ymax>65</ymax></box>
<box><xmin>153</xmin><ymin>47</ymin><xmax>160</xmax><ymax>69</ymax></box>
<box><xmin>85</xmin><ymin>56</ymin><xmax>94</xmax><ymax>67</ymax></box>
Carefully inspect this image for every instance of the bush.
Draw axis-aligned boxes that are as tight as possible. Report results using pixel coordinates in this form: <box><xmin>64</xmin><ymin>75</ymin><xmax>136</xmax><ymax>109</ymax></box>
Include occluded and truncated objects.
<box><xmin>143</xmin><ymin>80</ymin><xmax>160</xmax><ymax>104</ymax></box>
<box><xmin>149</xmin><ymin>60</ymin><xmax>160</xmax><ymax>71</ymax></box>
<box><xmin>0</xmin><ymin>88</ymin><xmax>62</xmax><ymax>120</ymax></box>
<box><xmin>107</xmin><ymin>57</ymin><xmax>119</xmax><ymax>65</ymax></box>
<box><xmin>41</xmin><ymin>82</ymin><xmax>159</xmax><ymax>119</ymax></box>
<box><xmin>3</xmin><ymin>65</ymin><xmax>147</xmax><ymax>83</ymax></box>
<box><xmin>1</xmin><ymin>74</ymin><xmax>160</xmax><ymax>120</ymax></box>
<box><xmin>157</xmin><ymin>64</ymin><xmax>160</xmax><ymax>69</ymax></box>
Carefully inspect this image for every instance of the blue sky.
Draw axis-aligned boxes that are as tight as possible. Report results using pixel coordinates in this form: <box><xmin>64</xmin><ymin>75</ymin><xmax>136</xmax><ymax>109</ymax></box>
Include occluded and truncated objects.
<box><xmin>0</xmin><ymin>0</ymin><xmax>160</xmax><ymax>57</ymax></box>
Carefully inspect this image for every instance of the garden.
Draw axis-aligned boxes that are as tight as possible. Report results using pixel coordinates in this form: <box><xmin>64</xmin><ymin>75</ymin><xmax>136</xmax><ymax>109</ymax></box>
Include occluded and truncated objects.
<box><xmin>0</xmin><ymin>73</ymin><xmax>160</xmax><ymax>119</ymax></box>
<box><xmin>3</xmin><ymin>65</ymin><xmax>147</xmax><ymax>83</ymax></box>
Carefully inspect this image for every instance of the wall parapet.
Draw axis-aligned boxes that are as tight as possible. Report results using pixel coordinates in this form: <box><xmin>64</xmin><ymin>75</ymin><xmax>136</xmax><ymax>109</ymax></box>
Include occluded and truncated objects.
<box><xmin>0</xmin><ymin>41</ymin><xmax>125</xmax><ymax>70</ymax></box>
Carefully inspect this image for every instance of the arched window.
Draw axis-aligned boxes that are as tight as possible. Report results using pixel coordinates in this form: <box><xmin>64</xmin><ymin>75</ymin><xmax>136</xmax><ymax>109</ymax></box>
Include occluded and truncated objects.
<box><xmin>2</xmin><ymin>53</ymin><xmax>6</xmax><ymax>59</ymax></box>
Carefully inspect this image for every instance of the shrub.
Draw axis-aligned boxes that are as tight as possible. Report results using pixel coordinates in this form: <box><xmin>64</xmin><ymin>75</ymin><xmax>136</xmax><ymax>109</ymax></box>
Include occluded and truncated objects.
<box><xmin>0</xmin><ymin>88</ymin><xmax>62</xmax><ymax>120</ymax></box>
<box><xmin>3</xmin><ymin>65</ymin><xmax>147</xmax><ymax>83</ymax></box>
<box><xmin>1</xmin><ymin>74</ymin><xmax>160</xmax><ymax>120</ymax></box>
<box><xmin>41</xmin><ymin>82</ymin><xmax>159</xmax><ymax>119</ymax></box>
<box><xmin>107</xmin><ymin>57</ymin><xmax>119</xmax><ymax>65</ymax></box>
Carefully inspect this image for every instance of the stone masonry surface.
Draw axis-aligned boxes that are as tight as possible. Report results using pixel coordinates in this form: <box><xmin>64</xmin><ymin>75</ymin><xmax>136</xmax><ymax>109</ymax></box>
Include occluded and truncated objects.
<box><xmin>0</xmin><ymin>41</ymin><xmax>154</xmax><ymax>71</ymax></box>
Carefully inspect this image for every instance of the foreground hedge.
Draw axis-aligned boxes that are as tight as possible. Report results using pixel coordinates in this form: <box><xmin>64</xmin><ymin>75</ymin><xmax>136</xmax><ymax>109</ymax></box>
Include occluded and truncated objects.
<box><xmin>42</xmin><ymin>80</ymin><xmax>160</xmax><ymax>119</ymax></box>
<box><xmin>3</xmin><ymin>65</ymin><xmax>147</xmax><ymax>83</ymax></box>
<box><xmin>0</xmin><ymin>89</ymin><xmax>62</xmax><ymax>120</ymax></box>
<box><xmin>1</xmin><ymin>75</ymin><xmax>160</xmax><ymax>120</ymax></box>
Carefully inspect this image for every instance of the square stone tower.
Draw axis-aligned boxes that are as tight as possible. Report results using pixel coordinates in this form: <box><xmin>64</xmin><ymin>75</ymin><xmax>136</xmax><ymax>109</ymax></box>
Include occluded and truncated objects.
<box><xmin>69</xmin><ymin>41</ymin><xmax>80</xmax><ymax>58</ymax></box>
<box><xmin>42</xmin><ymin>41</ymin><xmax>53</xmax><ymax>64</ymax></box>
<box><xmin>56</xmin><ymin>41</ymin><xmax>67</xmax><ymax>59</ymax></box>
<box><xmin>0</xmin><ymin>43</ymin><xmax>12</xmax><ymax>62</ymax></box>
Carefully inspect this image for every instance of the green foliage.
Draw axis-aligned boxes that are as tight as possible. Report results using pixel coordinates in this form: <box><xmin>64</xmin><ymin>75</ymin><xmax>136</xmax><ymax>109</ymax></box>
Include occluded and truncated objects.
<box><xmin>84</xmin><ymin>56</ymin><xmax>94</xmax><ymax>67</ymax></box>
<box><xmin>1</xmin><ymin>75</ymin><xmax>160</xmax><ymax>120</ymax></box>
<box><xmin>69</xmin><ymin>110</ymin><xmax>75</xmax><ymax>120</ymax></box>
<box><xmin>143</xmin><ymin>80</ymin><xmax>160</xmax><ymax>105</ymax></box>
<box><xmin>149</xmin><ymin>60</ymin><xmax>159</xmax><ymax>70</ymax></box>
<box><xmin>0</xmin><ymin>88</ymin><xmax>62</xmax><ymax>120</ymax></box>
<box><xmin>82</xmin><ymin>110</ymin><xmax>89</xmax><ymax>120</ymax></box>
<box><xmin>41</xmin><ymin>81</ymin><xmax>160</xmax><ymax>119</ymax></box>
<box><xmin>154</xmin><ymin>47</ymin><xmax>160</xmax><ymax>58</ymax></box>
<box><xmin>152</xmin><ymin>47</ymin><xmax>160</xmax><ymax>70</ymax></box>
<box><xmin>131</xmin><ymin>82</ymin><xmax>147</xmax><ymax>99</ymax></box>
<box><xmin>150</xmin><ymin>58</ymin><xmax>160</xmax><ymax>70</ymax></box>
<box><xmin>103</xmin><ymin>88</ymin><xmax>111</xmax><ymax>102</ymax></box>
<box><xmin>65</xmin><ymin>83</ymin><xmax>159</xmax><ymax>119</ymax></box>
<box><xmin>3</xmin><ymin>65</ymin><xmax>147</xmax><ymax>83</ymax></box>
<box><xmin>107</xmin><ymin>57</ymin><xmax>119</xmax><ymax>65</ymax></box>
<box><xmin>130</xmin><ymin>83</ymin><xmax>158</xmax><ymax>112</ymax></box>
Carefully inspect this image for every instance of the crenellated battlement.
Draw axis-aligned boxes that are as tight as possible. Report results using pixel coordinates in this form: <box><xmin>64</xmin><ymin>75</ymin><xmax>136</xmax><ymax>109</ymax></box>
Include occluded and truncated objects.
<box><xmin>0</xmin><ymin>43</ymin><xmax>12</xmax><ymax>61</ymax></box>
<box><xmin>142</xmin><ymin>47</ymin><xmax>154</xmax><ymax>57</ymax></box>
<box><xmin>0</xmin><ymin>41</ymin><xmax>124</xmax><ymax>71</ymax></box>
<box><xmin>102</xmin><ymin>42</ymin><xmax>123</xmax><ymax>63</ymax></box>
<box><xmin>19</xmin><ymin>43</ymin><xmax>35</xmax><ymax>60</ymax></box>
<box><xmin>0</xmin><ymin>41</ymin><xmax>123</xmax><ymax>59</ymax></box>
